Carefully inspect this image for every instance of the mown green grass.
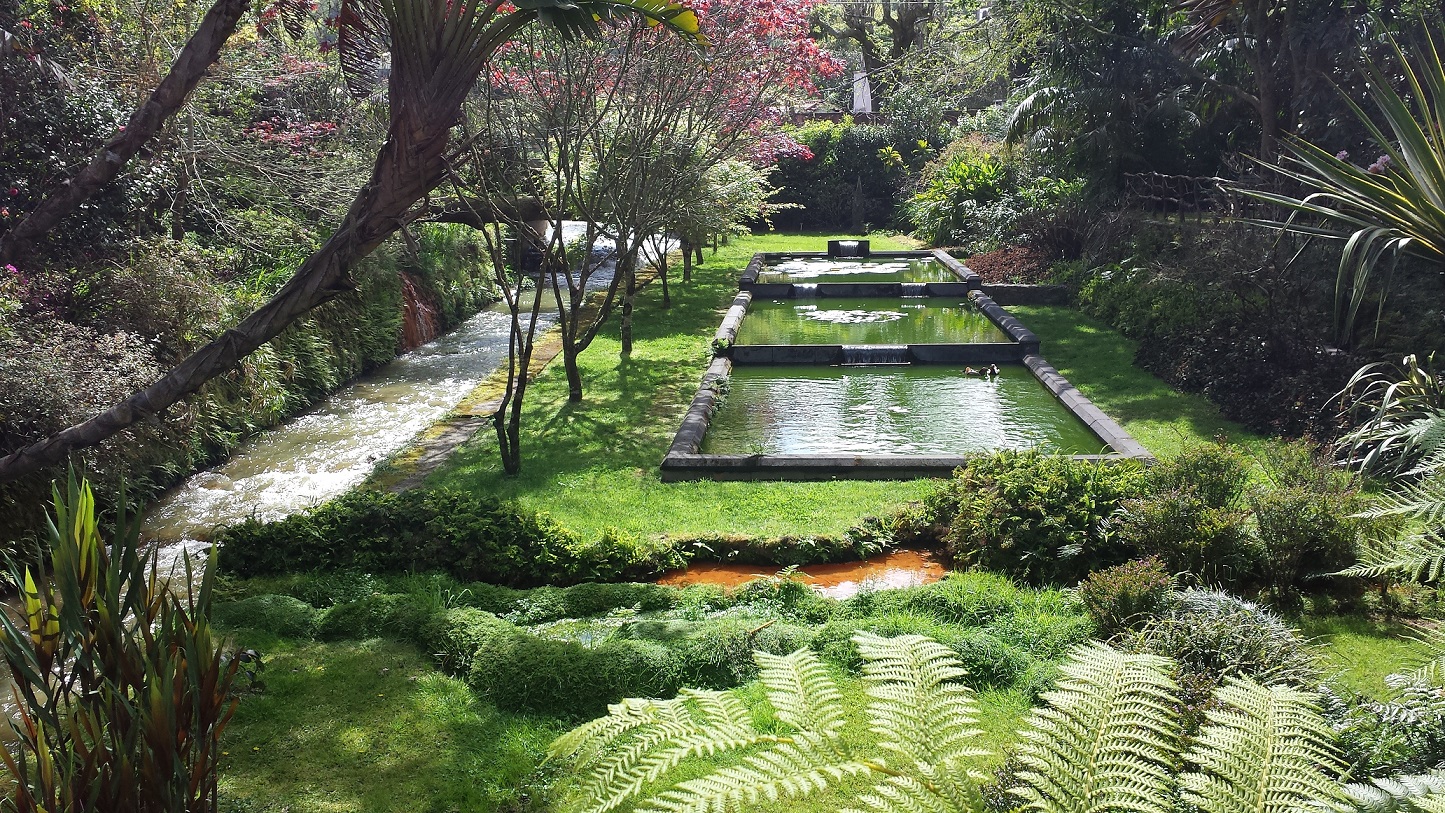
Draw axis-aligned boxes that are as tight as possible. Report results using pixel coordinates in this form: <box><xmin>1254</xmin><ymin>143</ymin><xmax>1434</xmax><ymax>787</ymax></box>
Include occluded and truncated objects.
<box><xmin>217</xmin><ymin>634</ymin><xmax>566</xmax><ymax>813</ymax></box>
<box><xmin>1010</xmin><ymin>306</ymin><xmax>1263</xmax><ymax>460</ymax></box>
<box><xmin>216</xmin><ymin>634</ymin><xmax>1034</xmax><ymax>813</ymax></box>
<box><xmin>1302</xmin><ymin>615</ymin><xmax>1433</xmax><ymax>698</ymax></box>
<box><xmin>427</xmin><ymin>233</ymin><xmax>937</xmax><ymax>541</ymax></box>
<box><xmin>426</xmin><ymin>235</ymin><xmax>1260</xmax><ymax>541</ymax></box>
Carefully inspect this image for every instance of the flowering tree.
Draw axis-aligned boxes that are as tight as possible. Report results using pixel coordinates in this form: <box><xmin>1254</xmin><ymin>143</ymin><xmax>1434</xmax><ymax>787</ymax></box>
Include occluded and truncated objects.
<box><xmin>471</xmin><ymin>0</ymin><xmax>839</xmax><ymax>391</ymax></box>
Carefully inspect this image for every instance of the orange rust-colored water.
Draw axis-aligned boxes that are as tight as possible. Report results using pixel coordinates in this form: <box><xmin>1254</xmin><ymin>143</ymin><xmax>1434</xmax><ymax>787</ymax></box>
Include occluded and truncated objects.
<box><xmin>656</xmin><ymin>549</ymin><xmax>948</xmax><ymax>599</ymax></box>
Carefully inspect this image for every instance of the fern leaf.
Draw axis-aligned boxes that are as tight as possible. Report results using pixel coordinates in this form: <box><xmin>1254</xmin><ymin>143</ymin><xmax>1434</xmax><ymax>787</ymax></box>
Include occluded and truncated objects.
<box><xmin>1339</xmin><ymin>529</ymin><xmax>1445</xmax><ymax>582</ymax></box>
<box><xmin>1344</xmin><ymin>773</ymin><xmax>1445</xmax><ymax>813</ymax></box>
<box><xmin>1362</xmin><ymin>471</ymin><xmax>1445</xmax><ymax>527</ymax></box>
<box><xmin>643</xmin><ymin>734</ymin><xmax>874</xmax><ymax>813</ymax></box>
<box><xmin>846</xmin><ymin>774</ymin><xmax>964</xmax><ymax>813</ymax></box>
<box><xmin>855</xmin><ymin>632</ymin><xmax>989</xmax><ymax>813</ymax></box>
<box><xmin>1013</xmin><ymin>642</ymin><xmax>1180</xmax><ymax>813</ymax></box>
<box><xmin>1180</xmin><ymin>677</ymin><xmax>1343</xmax><ymax>813</ymax></box>
<box><xmin>757</xmin><ymin>648</ymin><xmax>847</xmax><ymax>739</ymax></box>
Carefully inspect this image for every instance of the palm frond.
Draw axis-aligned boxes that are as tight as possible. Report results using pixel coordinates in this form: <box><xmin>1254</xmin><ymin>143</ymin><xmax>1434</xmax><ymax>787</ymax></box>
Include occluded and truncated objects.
<box><xmin>1234</xmin><ymin>18</ymin><xmax>1445</xmax><ymax>344</ymax></box>
<box><xmin>1180</xmin><ymin>677</ymin><xmax>1344</xmax><ymax>813</ymax></box>
<box><xmin>1013</xmin><ymin>642</ymin><xmax>1180</xmax><ymax>813</ymax></box>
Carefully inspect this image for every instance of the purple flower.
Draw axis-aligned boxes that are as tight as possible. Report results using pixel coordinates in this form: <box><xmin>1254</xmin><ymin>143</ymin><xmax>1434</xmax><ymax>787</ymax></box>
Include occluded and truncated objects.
<box><xmin>1335</xmin><ymin>150</ymin><xmax>1349</xmax><ymax>161</ymax></box>
<box><xmin>3</xmin><ymin>264</ymin><xmax>16</xmax><ymax>275</ymax></box>
<box><xmin>1368</xmin><ymin>154</ymin><xmax>1393</xmax><ymax>174</ymax></box>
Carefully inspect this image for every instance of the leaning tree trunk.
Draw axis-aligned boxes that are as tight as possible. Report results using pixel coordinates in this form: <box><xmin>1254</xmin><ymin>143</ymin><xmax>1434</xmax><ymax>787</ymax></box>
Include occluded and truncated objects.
<box><xmin>0</xmin><ymin>112</ymin><xmax>451</xmax><ymax>482</ymax></box>
<box><xmin>0</xmin><ymin>0</ymin><xmax>252</xmax><ymax>264</ymax></box>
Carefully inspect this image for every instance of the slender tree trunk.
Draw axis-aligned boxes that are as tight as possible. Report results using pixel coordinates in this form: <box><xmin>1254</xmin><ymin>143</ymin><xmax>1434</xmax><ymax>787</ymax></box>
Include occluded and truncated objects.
<box><xmin>659</xmin><ymin>242</ymin><xmax>670</xmax><ymax>308</ymax></box>
<box><xmin>0</xmin><ymin>110</ymin><xmax>451</xmax><ymax>482</ymax></box>
<box><xmin>496</xmin><ymin>245</ymin><xmax>549</xmax><ymax>475</ymax></box>
<box><xmin>682</xmin><ymin>238</ymin><xmax>692</xmax><ymax>283</ymax></box>
<box><xmin>620</xmin><ymin>247</ymin><xmax>638</xmax><ymax>356</ymax></box>
<box><xmin>0</xmin><ymin>0</ymin><xmax>252</xmax><ymax>264</ymax></box>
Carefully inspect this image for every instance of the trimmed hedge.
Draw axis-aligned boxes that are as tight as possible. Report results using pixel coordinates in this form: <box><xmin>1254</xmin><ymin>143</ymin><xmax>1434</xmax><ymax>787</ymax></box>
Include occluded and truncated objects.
<box><xmin>215</xmin><ymin>489</ymin><xmax>682</xmax><ymax>587</ymax></box>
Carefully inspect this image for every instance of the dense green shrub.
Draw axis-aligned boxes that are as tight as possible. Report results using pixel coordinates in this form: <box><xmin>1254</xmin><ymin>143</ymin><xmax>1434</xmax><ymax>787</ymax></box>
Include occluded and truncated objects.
<box><xmin>216</xmin><ymin>489</ymin><xmax>683</xmax><ymax>586</ymax></box>
<box><xmin>851</xmin><ymin>571</ymin><xmax>1073</xmax><ymax>626</ymax></box>
<box><xmin>1120</xmin><ymin>588</ymin><xmax>1317</xmax><ymax>687</ymax></box>
<box><xmin>1106</xmin><ymin>490</ymin><xmax>1258</xmax><ymax>586</ymax></box>
<box><xmin>1077</xmin><ymin>557</ymin><xmax>1173</xmax><ymax>637</ymax></box>
<box><xmin>1144</xmin><ymin>442</ymin><xmax>1252</xmax><ymax>509</ymax></box>
<box><xmin>211</xmin><ymin>595</ymin><xmax>319</xmax><ymax>638</ymax></box>
<box><xmin>427</xmin><ymin>608</ymin><xmax>515</xmax><ymax>674</ymax></box>
<box><xmin>930</xmin><ymin>452</ymin><xmax>1146</xmax><ymax>584</ymax></box>
<box><xmin>466</xmin><ymin>630</ymin><xmax>680</xmax><ymax>718</ymax></box>
<box><xmin>769</xmin><ymin>118</ymin><xmax>906</xmax><ymax>231</ymax></box>
<box><xmin>1323</xmin><ymin>675</ymin><xmax>1445</xmax><ymax>777</ymax></box>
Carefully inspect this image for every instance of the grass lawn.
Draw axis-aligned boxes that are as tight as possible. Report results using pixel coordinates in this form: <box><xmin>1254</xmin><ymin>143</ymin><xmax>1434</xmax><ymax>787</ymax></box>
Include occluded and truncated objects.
<box><xmin>216</xmin><ymin>633</ymin><xmax>1033</xmax><ymax>813</ymax></box>
<box><xmin>425</xmin><ymin>233</ymin><xmax>1262</xmax><ymax>541</ymax></box>
<box><xmin>1302</xmin><ymin>615</ymin><xmax>1433</xmax><ymax>698</ymax></box>
<box><xmin>218</xmin><ymin>634</ymin><xmax>567</xmax><ymax>813</ymax></box>
<box><xmin>1010</xmin><ymin>306</ymin><xmax>1263</xmax><ymax>459</ymax></box>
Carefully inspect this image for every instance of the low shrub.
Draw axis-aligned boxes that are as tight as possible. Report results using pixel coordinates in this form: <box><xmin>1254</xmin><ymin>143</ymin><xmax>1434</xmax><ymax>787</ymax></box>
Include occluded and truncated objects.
<box><xmin>851</xmin><ymin>571</ymin><xmax>1070</xmax><ymax>626</ymax></box>
<box><xmin>211</xmin><ymin>594</ymin><xmax>319</xmax><ymax>638</ymax></box>
<box><xmin>216</xmin><ymin>489</ymin><xmax>685</xmax><ymax>587</ymax></box>
<box><xmin>466</xmin><ymin>630</ymin><xmax>679</xmax><ymax>718</ymax></box>
<box><xmin>930</xmin><ymin>452</ymin><xmax>1146</xmax><ymax>584</ymax></box>
<box><xmin>1105</xmin><ymin>493</ymin><xmax>1258</xmax><ymax>587</ymax></box>
<box><xmin>1144</xmin><ymin>441</ymin><xmax>1252</xmax><ymax>510</ymax></box>
<box><xmin>427</xmin><ymin>608</ymin><xmax>517</xmax><ymax>673</ymax></box>
<box><xmin>1077</xmin><ymin>557</ymin><xmax>1174</xmax><ymax>637</ymax></box>
<box><xmin>1120</xmin><ymin>588</ymin><xmax>1317</xmax><ymax>687</ymax></box>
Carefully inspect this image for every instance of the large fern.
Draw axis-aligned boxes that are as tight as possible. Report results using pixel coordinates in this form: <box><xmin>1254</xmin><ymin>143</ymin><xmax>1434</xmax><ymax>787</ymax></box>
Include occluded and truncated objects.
<box><xmin>1346</xmin><ymin>773</ymin><xmax>1445</xmax><ymax>813</ymax></box>
<box><xmin>553</xmin><ymin>633</ymin><xmax>986</xmax><ymax>813</ymax></box>
<box><xmin>1181</xmin><ymin>677</ymin><xmax>1344</xmax><ymax>813</ymax></box>
<box><xmin>1013</xmin><ymin>643</ymin><xmax>1180</xmax><ymax>813</ymax></box>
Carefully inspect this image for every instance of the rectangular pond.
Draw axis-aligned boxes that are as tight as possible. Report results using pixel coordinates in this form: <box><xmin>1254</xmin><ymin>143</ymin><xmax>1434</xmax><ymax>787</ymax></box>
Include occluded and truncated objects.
<box><xmin>735</xmin><ymin>298</ymin><xmax>1013</xmax><ymax>345</ymax></box>
<box><xmin>758</xmin><ymin>257</ymin><xmax>960</xmax><ymax>284</ymax></box>
<box><xmin>699</xmin><ymin>364</ymin><xmax>1105</xmax><ymax>456</ymax></box>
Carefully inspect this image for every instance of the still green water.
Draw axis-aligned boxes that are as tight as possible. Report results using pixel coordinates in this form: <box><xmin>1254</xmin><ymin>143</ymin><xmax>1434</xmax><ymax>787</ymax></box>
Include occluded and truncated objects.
<box><xmin>736</xmin><ymin>298</ymin><xmax>1010</xmax><ymax>345</ymax></box>
<box><xmin>758</xmin><ymin>257</ymin><xmax>958</xmax><ymax>283</ymax></box>
<box><xmin>701</xmin><ymin>365</ymin><xmax>1104</xmax><ymax>455</ymax></box>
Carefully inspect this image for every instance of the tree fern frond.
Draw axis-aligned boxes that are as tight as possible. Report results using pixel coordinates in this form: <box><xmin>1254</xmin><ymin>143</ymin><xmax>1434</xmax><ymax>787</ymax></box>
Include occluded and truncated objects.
<box><xmin>1397</xmin><ymin>621</ymin><xmax>1445</xmax><ymax>686</ymax></box>
<box><xmin>855</xmin><ymin>633</ymin><xmax>987</xmax><ymax>771</ymax></box>
<box><xmin>1363</xmin><ymin>472</ymin><xmax>1445</xmax><ymax>527</ymax></box>
<box><xmin>1181</xmin><ymin>677</ymin><xmax>1344</xmax><ymax>813</ymax></box>
<box><xmin>1339</xmin><ymin>528</ymin><xmax>1445</xmax><ymax>582</ymax></box>
<box><xmin>554</xmin><ymin>691</ymin><xmax>783</xmax><ymax>813</ymax></box>
<box><xmin>757</xmin><ymin>648</ymin><xmax>848</xmax><ymax>738</ymax></box>
<box><xmin>1013</xmin><ymin>642</ymin><xmax>1180</xmax><ymax>813</ymax></box>
<box><xmin>643</xmin><ymin>734</ymin><xmax>874</xmax><ymax>813</ymax></box>
<box><xmin>846</xmin><ymin>774</ymin><xmax>964</xmax><ymax>813</ymax></box>
<box><xmin>1344</xmin><ymin>772</ymin><xmax>1445</xmax><ymax>813</ymax></box>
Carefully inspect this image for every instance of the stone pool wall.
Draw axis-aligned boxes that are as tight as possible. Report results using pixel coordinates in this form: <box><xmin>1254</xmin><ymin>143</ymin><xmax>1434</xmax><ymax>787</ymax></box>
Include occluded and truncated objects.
<box><xmin>662</xmin><ymin>251</ymin><xmax>1152</xmax><ymax>481</ymax></box>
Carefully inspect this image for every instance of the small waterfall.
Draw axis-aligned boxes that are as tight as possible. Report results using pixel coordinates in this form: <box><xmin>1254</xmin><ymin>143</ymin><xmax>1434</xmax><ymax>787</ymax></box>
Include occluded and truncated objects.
<box><xmin>840</xmin><ymin>345</ymin><xmax>910</xmax><ymax>365</ymax></box>
<box><xmin>400</xmin><ymin>273</ymin><xmax>442</xmax><ymax>351</ymax></box>
<box><xmin>900</xmin><ymin>283</ymin><xmax>928</xmax><ymax>297</ymax></box>
<box><xmin>792</xmin><ymin>283</ymin><xmax>820</xmax><ymax>298</ymax></box>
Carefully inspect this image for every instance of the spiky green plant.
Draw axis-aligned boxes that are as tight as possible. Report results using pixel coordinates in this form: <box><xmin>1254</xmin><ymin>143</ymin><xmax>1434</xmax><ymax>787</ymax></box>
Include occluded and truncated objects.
<box><xmin>553</xmin><ymin>636</ymin><xmax>1355</xmax><ymax>813</ymax></box>
<box><xmin>0</xmin><ymin>473</ymin><xmax>241</xmax><ymax>813</ymax></box>
<box><xmin>1237</xmin><ymin>19</ymin><xmax>1445</xmax><ymax>345</ymax></box>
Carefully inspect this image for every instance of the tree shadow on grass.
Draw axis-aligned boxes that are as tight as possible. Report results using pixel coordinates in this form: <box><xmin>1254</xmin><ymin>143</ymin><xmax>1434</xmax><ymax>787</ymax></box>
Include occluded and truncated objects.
<box><xmin>220</xmin><ymin>637</ymin><xmax>563</xmax><ymax>813</ymax></box>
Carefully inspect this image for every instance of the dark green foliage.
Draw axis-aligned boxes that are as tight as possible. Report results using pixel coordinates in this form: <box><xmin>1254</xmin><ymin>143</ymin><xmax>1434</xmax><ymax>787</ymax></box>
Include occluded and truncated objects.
<box><xmin>931</xmin><ymin>451</ymin><xmax>1146</xmax><ymax>584</ymax></box>
<box><xmin>428</xmin><ymin>608</ymin><xmax>515</xmax><ymax>674</ymax></box>
<box><xmin>1145</xmin><ymin>442</ymin><xmax>1252</xmax><ymax>510</ymax></box>
<box><xmin>559</xmin><ymin>582</ymin><xmax>680</xmax><ymax>619</ymax></box>
<box><xmin>1121</xmin><ymin>588</ymin><xmax>1317</xmax><ymax>688</ymax></box>
<box><xmin>215</xmin><ymin>488</ymin><xmax>683</xmax><ymax>587</ymax></box>
<box><xmin>1250</xmin><ymin>484</ymin><xmax>1360</xmax><ymax>603</ymax></box>
<box><xmin>1106</xmin><ymin>490</ymin><xmax>1258</xmax><ymax>586</ymax></box>
<box><xmin>1077</xmin><ymin>557</ymin><xmax>1174</xmax><ymax>637</ymax></box>
<box><xmin>211</xmin><ymin>595</ymin><xmax>320</xmax><ymax>638</ymax></box>
<box><xmin>466</xmin><ymin>631</ymin><xmax>679</xmax><ymax>718</ymax></box>
<box><xmin>769</xmin><ymin>119</ymin><xmax>906</xmax><ymax>231</ymax></box>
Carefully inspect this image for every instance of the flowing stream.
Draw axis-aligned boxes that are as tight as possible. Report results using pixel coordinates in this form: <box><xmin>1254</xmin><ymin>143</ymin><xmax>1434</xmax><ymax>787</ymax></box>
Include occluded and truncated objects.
<box><xmin>142</xmin><ymin>307</ymin><xmax>555</xmax><ymax>546</ymax></box>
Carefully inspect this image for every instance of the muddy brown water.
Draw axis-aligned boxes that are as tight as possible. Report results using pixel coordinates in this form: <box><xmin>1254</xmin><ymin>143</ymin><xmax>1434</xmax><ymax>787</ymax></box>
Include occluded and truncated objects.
<box><xmin>655</xmin><ymin>549</ymin><xmax>947</xmax><ymax>599</ymax></box>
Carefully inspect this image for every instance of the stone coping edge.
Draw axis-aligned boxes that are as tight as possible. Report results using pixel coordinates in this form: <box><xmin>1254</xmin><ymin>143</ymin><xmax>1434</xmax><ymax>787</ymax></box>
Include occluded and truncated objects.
<box><xmin>969</xmin><ymin>289</ymin><xmax>1039</xmax><ymax>353</ymax></box>
<box><xmin>1023</xmin><ymin>354</ymin><xmax>1154</xmax><ymax>461</ymax></box>
<box><xmin>737</xmin><ymin>250</ymin><xmax>981</xmax><ymax>288</ymax></box>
